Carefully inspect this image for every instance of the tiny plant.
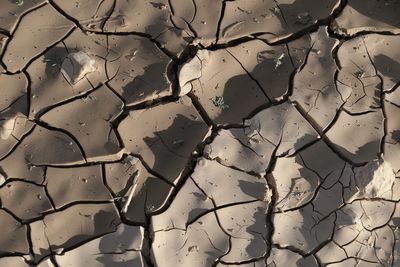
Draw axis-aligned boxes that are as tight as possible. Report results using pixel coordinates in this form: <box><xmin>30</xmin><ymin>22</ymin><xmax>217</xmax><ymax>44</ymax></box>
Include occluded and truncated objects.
<box><xmin>15</xmin><ymin>0</ymin><xmax>23</xmax><ymax>6</ymax></box>
<box><xmin>274</xmin><ymin>53</ymin><xmax>285</xmax><ymax>69</ymax></box>
<box><xmin>211</xmin><ymin>96</ymin><xmax>229</xmax><ymax>109</ymax></box>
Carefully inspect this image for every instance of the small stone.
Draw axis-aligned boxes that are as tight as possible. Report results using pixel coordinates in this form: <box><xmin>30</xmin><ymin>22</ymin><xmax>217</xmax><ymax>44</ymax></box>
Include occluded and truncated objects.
<box><xmin>61</xmin><ymin>51</ymin><xmax>97</xmax><ymax>85</ymax></box>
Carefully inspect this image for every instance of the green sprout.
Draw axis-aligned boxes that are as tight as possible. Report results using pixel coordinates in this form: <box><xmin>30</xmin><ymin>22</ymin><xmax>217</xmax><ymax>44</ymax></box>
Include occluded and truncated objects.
<box><xmin>211</xmin><ymin>96</ymin><xmax>229</xmax><ymax>109</ymax></box>
<box><xmin>15</xmin><ymin>0</ymin><xmax>24</xmax><ymax>6</ymax></box>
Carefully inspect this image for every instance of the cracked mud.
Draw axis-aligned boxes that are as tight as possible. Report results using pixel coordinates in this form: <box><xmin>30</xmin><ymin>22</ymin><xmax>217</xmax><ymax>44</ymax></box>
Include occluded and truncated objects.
<box><xmin>0</xmin><ymin>0</ymin><xmax>399</xmax><ymax>266</ymax></box>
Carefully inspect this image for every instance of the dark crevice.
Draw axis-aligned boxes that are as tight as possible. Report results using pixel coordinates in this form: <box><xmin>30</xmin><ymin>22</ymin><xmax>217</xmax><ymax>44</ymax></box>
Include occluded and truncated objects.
<box><xmin>219</xmin><ymin>255</ymin><xmax>266</xmax><ymax>266</ymax></box>
<box><xmin>100</xmin><ymin>0</ymin><xmax>117</xmax><ymax>31</ymax></box>
<box><xmin>254</xmin><ymin>0</ymin><xmax>348</xmax><ymax>48</ymax></box>
<box><xmin>262</xmin><ymin>136</ymin><xmax>283</xmax><ymax>265</ymax></box>
<box><xmin>169</xmin><ymin>43</ymin><xmax>199</xmax><ymax>95</ymax></box>
<box><xmin>34</xmin><ymin>82</ymin><xmax>102</xmax><ymax>120</ymax></box>
<box><xmin>0</xmin><ymin>28</ymin><xmax>10</xmax><ymax>36</ymax></box>
<box><xmin>324</xmin><ymin>256</ymin><xmax>380</xmax><ymax>266</ymax></box>
<box><xmin>210</xmin><ymin>157</ymin><xmax>262</xmax><ymax>178</ymax></box>
<box><xmin>21</xmin><ymin>69</ymin><xmax>32</xmax><ymax>117</ymax></box>
<box><xmin>0</xmin><ymin>250</ymin><xmax>28</xmax><ymax>258</ymax></box>
<box><xmin>25</xmin><ymin>224</ymin><xmax>35</xmax><ymax>261</ymax></box>
<box><xmin>48</xmin><ymin>255</ymin><xmax>61</xmax><ymax>267</ymax></box>
<box><xmin>0</xmin><ymin>206</ymin><xmax>25</xmax><ymax>223</ymax></box>
<box><xmin>263</xmin><ymin>166</ymin><xmax>278</xmax><ymax>263</ymax></box>
<box><xmin>376</xmin><ymin>73</ymin><xmax>387</xmax><ymax>157</ymax></box>
<box><xmin>123</xmin><ymin>95</ymin><xmax>180</xmax><ymax>112</ymax></box>
<box><xmin>31</xmin><ymin>155</ymin><xmax>128</xmax><ymax>168</ymax></box>
<box><xmin>187</xmin><ymin>92</ymin><xmax>215</xmax><ymax>127</ymax></box>
<box><xmin>186</xmin><ymin>198</ymin><xmax>260</xmax><ymax>228</ymax></box>
<box><xmin>272</xmin><ymin>243</ymin><xmax>308</xmax><ymax>257</ymax></box>
<box><xmin>215</xmin><ymin>0</ymin><xmax>227</xmax><ymax>44</ymax></box>
<box><xmin>167</xmin><ymin>0</ymin><xmax>175</xmax><ymax>16</ymax></box>
<box><xmin>189</xmin><ymin>0</ymin><xmax>197</xmax><ymax>24</ymax></box>
<box><xmin>47</xmin><ymin>0</ymin><xmax>90</xmax><ymax>33</ymax></box>
<box><xmin>0</xmin><ymin>124</ymin><xmax>36</xmax><ymax>162</ymax></box>
<box><xmin>206</xmin><ymin>35</ymin><xmax>259</xmax><ymax>51</ymax></box>
<box><xmin>42</xmin><ymin>185</ymin><xmax>57</xmax><ymax>212</ymax></box>
<box><xmin>292</xmin><ymin>101</ymin><xmax>366</xmax><ymax>166</ymax></box>
<box><xmin>142</xmin><ymin>205</ymin><xmax>155</xmax><ymax>267</ymax></box>
<box><xmin>225</xmin><ymin>49</ymin><xmax>272</xmax><ymax>103</ymax></box>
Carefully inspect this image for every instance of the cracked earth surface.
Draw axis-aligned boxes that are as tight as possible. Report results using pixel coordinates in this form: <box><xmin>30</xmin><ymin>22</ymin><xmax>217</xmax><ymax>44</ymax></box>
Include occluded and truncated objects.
<box><xmin>0</xmin><ymin>0</ymin><xmax>399</xmax><ymax>266</ymax></box>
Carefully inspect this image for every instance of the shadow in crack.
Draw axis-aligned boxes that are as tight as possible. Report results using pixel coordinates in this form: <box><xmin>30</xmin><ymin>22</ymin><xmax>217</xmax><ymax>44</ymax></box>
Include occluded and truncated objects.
<box><xmin>121</xmin><ymin>61</ymin><xmax>170</xmax><ymax>104</ymax></box>
<box><xmin>143</xmin><ymin>113</ymin><xmax>207</xmax><ymax>180</ymax></box>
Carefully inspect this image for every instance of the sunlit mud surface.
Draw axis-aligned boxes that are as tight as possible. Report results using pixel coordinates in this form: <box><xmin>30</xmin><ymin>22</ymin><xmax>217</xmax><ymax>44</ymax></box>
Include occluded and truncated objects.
<box><xmin>0</xmin><ymin>0</ymin><xmax>399</xmax><ymax>266</ymax></box>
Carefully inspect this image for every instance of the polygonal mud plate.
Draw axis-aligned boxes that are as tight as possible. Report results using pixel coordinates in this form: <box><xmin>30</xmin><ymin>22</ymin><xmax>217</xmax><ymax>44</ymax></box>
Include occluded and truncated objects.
<box><xmin>3</xmin><ymin>4</ymin><xmax>74</xmax><ymax>72</ymax></box>
<box><xmin>40</xmin><ymin>85</ymin><xmax>124</xmax><ymax>162</ymax></box>
<box><xmin>118</xmin><ymin>96</ymin><xmax>209</xmax><ymax>182</ymax></box>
